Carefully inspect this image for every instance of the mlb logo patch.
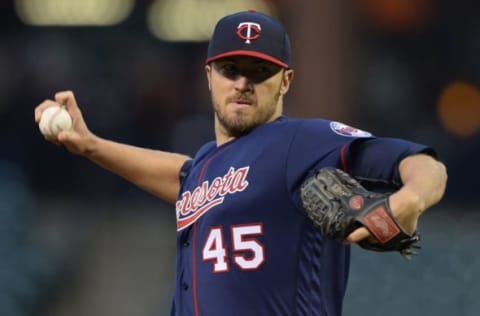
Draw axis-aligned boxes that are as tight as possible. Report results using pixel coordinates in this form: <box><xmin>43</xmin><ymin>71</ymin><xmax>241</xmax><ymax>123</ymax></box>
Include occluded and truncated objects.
<box><xmin>330</xmin><ymin>121</ymin><xmax>372</xmax><ymax>137</ymax></box>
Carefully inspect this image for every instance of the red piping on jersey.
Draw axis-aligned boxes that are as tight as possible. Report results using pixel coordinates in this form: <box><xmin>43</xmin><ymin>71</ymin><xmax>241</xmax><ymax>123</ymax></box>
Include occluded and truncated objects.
<box><xmin>192</xmin><ymin>147</ymin><xmax>228</xmax><ymax>316</ymax></box>
<box><xmin>340</xmin><ymin>144</ymin><xmax>348</xmax><ymax>172</ymax></box>
<box><xmin>197</xmin><ymin>147</ymin><xmax>226</xmax><ymax>185</ymax></box>
<box><xmin>192</xmin><ymin>222</ymin><xmax>200</xmax><ymax>316</ymax></box>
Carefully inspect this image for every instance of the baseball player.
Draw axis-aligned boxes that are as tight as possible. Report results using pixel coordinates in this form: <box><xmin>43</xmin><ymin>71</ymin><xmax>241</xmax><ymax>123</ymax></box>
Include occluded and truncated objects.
<box><xmin>34</xmin><ymin>10</ymin><xmax>447</xmax><ymax>316</ymax></box>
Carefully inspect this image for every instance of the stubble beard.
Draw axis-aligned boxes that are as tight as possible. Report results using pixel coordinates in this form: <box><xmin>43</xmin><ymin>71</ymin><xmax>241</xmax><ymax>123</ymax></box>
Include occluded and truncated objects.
<box><xmin>212</xmin><ymin>90</ymin><xmax>281</xmax><ymax>138</ymax></box>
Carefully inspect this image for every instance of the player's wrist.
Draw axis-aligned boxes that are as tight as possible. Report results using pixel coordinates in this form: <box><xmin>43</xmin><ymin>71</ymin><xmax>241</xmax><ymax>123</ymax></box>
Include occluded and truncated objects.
<box><xmin>389</xmin><ymin>188</ymin><xmax>423</xmax><ymax>234</ymax></box>
<box><xmin>81</xmin><ymin>133</ymin><xmax>101</xmax><ymax>158</ymax></box>
<box><xmin>392</xmin><ymin>186</ymin><xmax>425</xmax><ymax>214</ymax></box>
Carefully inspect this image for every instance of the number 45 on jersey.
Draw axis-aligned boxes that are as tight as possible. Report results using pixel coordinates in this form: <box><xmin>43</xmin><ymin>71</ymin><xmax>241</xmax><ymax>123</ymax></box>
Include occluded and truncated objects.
<box><xmin>202</xmin><ymin>223</ymin><xmax>265</xmax><ymax>272</ymax></box>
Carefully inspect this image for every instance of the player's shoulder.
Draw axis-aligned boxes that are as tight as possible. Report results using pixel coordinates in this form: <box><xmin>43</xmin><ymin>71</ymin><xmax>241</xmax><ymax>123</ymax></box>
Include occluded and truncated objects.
<box><xmin>267</xmin><ymin>116</ymin><xmax>331</xmax><ymax>131</ymax></box>
<box><xmin>284</xmin><ymin>116</ymin><xmax>374</xmax><ymax>139</ymax></box>
<box><xmin>191</xmin><ymin>141</ymin><xmax>217</xmax><ymax>163</ymax></box>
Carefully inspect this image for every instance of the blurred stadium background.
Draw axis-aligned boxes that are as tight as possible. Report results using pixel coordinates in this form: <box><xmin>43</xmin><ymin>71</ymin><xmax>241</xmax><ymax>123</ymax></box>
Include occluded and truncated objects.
<box><xmin>0</xmin><ymin>0</ymin><xmax>478</xmax><ymax>315</ymax></box>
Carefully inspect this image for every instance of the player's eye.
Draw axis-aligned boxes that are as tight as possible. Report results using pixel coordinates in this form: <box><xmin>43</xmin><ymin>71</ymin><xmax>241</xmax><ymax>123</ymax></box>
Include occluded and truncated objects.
<box><xmin>213</xmin><ymin>61</ymin><xmax>282</xmax><ymax>83</ymax></box>
<box><xmin>253</xmin><ymin>66</ymin><xmax>270</xmax><ymax>76</ymax></box>
<box><xmin>216</xmin><ymin>63</ymin><xmax>240</xmax><ymax>80</ymax></box>
<box><xmin>246</xmin><ymin>65</ymin><xmax>282</xmax><ymax>83</ymax></box>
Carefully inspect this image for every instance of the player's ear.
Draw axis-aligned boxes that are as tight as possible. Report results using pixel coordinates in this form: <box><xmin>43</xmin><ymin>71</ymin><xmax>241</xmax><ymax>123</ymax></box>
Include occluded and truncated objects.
<box><xmin>280</xmin><ymin>68</ymin><xmax>294</xmax><ymax>95</ymax></box>
<box><xmin>205</xmin><ymin>64</ymin><xmax>212</xmax><ymax>91</ymax></box>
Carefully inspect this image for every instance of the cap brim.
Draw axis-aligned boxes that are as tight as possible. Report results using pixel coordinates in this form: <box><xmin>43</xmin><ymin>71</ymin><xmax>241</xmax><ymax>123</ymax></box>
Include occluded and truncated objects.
<box><xmin>206</xmin><ymin>50</ymin><xmax>288</xmax><ymax>68</ymax></box>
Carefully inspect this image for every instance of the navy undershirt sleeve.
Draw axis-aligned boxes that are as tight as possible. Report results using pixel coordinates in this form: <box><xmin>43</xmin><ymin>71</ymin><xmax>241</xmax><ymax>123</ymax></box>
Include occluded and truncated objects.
<box><xmin>345</xmin><ymin>137</ymin><xmax>436</xmax><ymax>192</ymax></box>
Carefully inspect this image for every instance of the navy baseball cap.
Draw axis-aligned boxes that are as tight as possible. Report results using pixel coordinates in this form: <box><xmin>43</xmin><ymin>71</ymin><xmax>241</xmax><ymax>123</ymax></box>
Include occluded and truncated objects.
<box><xmin>206</xmin><ymin>10</ymin><xmax>292</xmax><ymax>68</ymax></box>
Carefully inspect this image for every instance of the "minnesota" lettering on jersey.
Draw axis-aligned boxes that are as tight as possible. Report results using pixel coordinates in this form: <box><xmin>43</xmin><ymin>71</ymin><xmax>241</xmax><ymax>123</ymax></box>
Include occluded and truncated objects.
<box><xmin>176</xmin><ymin>166</ymin><xmax>250</xmax><ymax>231</ymax></box>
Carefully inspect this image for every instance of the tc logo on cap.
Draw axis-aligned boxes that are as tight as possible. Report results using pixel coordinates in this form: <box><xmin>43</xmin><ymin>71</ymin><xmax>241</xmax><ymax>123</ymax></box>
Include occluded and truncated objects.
<box><xmin>236</xmin><ymin>22</ymin><xmax>261</xmax><ymax>44</ymax></box>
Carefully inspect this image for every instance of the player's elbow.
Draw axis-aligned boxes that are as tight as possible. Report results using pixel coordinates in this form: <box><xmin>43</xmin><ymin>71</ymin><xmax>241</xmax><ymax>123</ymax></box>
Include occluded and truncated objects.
<box><xmin>434</xmin><ymin>160</ymin><xmax>448</xmax><ymax>202</ymax></box>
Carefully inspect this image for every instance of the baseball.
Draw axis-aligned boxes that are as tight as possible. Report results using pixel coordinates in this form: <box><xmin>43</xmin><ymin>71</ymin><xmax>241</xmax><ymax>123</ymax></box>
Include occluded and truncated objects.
<box><xmin>39</xmin><ymin>105</ymin><xmax>73</xmax><ymax>138</ymax></box>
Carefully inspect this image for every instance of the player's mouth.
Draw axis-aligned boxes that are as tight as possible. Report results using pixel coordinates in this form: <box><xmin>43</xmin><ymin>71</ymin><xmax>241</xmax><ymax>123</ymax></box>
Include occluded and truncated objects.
<box><xmin>229</xmin><ymin>98</ymin><xmax>254</xmax><ymax>108</ymax></box>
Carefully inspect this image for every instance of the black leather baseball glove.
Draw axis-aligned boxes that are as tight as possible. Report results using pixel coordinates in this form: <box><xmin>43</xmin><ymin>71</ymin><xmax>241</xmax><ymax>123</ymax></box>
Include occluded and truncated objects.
<box><xmin>300</xmin><ymin>167</ymin><xmax>420</xmax><ymax>258</ymax></box>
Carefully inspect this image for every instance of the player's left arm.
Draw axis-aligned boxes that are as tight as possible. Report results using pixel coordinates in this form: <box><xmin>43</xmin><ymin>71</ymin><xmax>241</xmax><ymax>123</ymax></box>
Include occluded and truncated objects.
<box><xmin>346</xmin><ymin>153</ymin><xmax>448</xmax><ymax>243</ymax></box>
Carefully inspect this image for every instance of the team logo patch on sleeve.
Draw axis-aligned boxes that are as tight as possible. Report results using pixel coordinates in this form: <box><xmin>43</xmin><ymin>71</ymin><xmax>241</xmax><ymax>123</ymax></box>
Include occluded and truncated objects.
<box><xmin>330</xmin><ymin>121</ymin><xmax>372</xmax><ymax>137</ymax></box>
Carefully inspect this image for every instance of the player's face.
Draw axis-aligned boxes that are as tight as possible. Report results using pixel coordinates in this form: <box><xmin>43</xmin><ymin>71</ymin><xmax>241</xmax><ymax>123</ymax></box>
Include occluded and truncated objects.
<box><xmin>206</xmin><ymin>56</ymin><xmax>293</xmax><ymax>138</ymax></box>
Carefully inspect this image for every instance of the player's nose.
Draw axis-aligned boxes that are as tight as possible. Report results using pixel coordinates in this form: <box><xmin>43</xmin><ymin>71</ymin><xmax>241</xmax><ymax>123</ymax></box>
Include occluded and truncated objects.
<box><xmin>233</xmin><ymin>76</ymin><xmax>253</xmax><ymax>92</ymax></box>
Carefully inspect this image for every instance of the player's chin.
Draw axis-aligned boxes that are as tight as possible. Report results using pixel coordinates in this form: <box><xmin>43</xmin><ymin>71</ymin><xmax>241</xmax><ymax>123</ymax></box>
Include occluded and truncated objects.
<box><xmin>221</xmin><ymin>115</ymin><xmax>258</xmax><ymax>136</ymax></box>
<box><xmin>225</xmin><ymin>122</ymin><xmax>255</xmax><ymax>136</ymax></box>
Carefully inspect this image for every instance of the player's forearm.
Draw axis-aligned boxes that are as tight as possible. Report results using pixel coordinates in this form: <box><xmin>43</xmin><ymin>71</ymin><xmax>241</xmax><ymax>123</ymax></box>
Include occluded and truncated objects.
<box><xmin>82</xmin><ymin>135</ymin><xmax>190</xmax><ymax>203</ymax></box>
<box><xmin>395</xmin><ymin>154</ymin><xmax>448</xmax><ymax>214</ymax></box>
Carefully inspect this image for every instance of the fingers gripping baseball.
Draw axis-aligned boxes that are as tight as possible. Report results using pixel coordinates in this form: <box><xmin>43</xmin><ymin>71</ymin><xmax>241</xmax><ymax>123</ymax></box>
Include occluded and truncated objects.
<box><xmin>35</xmin><ymin>91</ymin><xmax>94</xmax><ymax>155</ymax></box>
